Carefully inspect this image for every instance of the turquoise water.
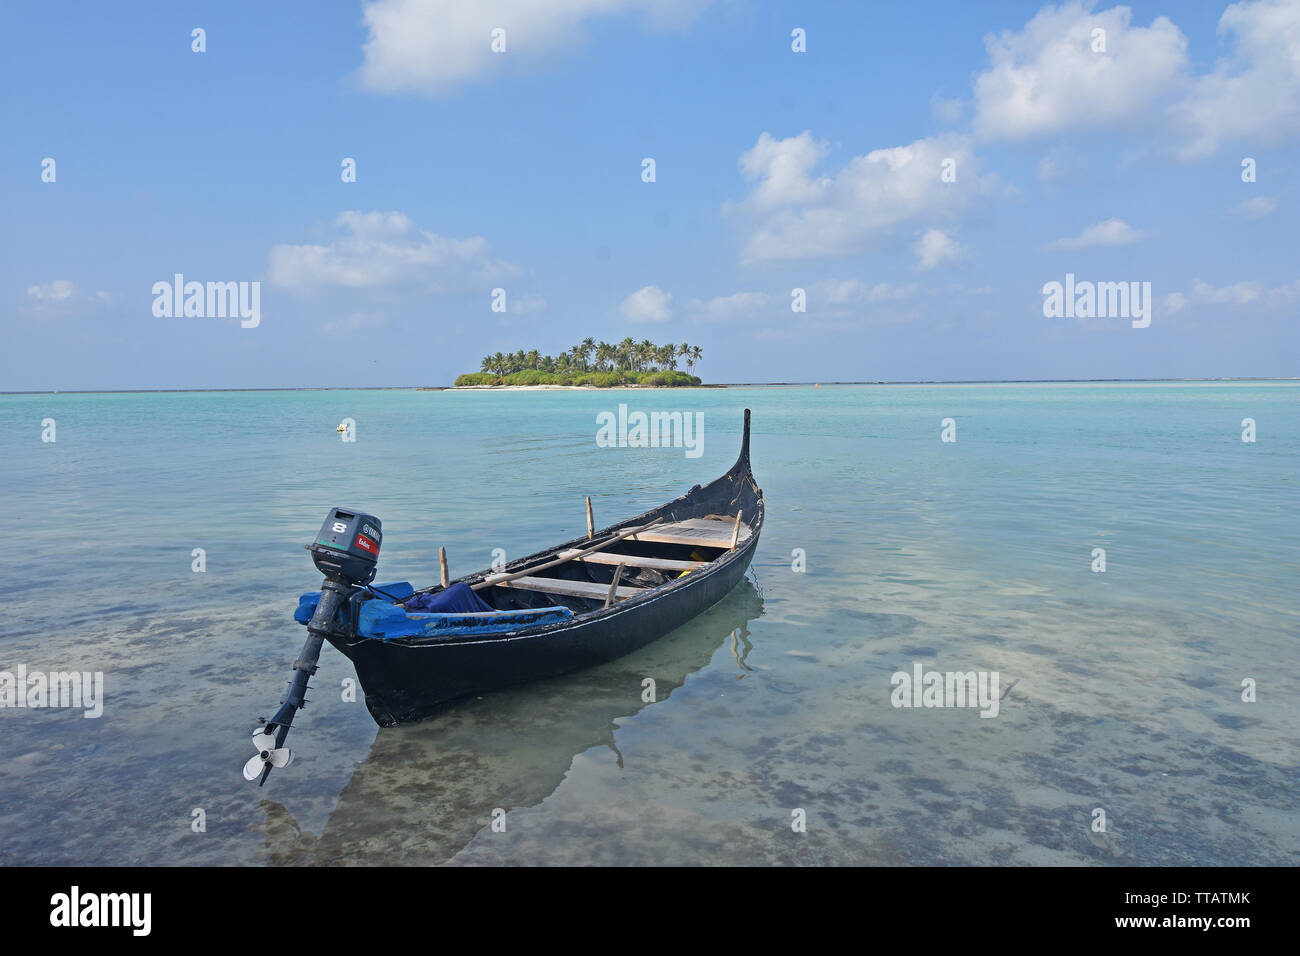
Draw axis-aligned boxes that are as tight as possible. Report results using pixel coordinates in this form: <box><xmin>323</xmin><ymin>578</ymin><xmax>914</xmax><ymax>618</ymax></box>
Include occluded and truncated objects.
<box><xmin>1</xmin><ymin>383</ymin><xmax>1297</xmax><ymax>865</ymax></box>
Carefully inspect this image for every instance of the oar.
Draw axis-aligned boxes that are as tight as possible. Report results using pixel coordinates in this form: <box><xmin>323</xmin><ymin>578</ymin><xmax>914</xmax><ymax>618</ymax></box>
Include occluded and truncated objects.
<box><xmin>472</xmin><ymin>518</ymin><xmax>663</xmax><ymax>591</ymax></box>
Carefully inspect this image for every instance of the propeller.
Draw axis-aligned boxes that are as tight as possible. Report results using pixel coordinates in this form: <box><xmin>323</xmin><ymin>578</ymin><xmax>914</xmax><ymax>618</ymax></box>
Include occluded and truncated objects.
<box><xmin>242</xmin><ymin>730</ymin><xmax>294</xmax><ymax>781</ymax></box>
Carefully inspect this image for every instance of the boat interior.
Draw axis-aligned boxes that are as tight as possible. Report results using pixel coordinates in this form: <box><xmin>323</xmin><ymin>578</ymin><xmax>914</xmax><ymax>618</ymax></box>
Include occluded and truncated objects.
<box><xmin>473</xmin><ymin>512</ymin><xmax>754</xmax><ymax>615</ymax></box>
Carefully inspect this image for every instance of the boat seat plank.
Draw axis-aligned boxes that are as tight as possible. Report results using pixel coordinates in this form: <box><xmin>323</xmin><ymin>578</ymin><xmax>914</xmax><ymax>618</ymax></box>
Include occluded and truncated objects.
<box><xmin>557</xmin><ymin>549</ymin><xmax>704</xmax><ymax>572</ymax></box>
<box><xmin>675</xmin><ymin>518</ymin><xmax>745</xmax><ymax>531</ymax></box>
<box><xmin>631</xmin><ymin>518</ymin><xmax>750</xmax><ymax>549</ymax></box>
<box><xmin>495</xmin><ymin>576</ymin><xmax>644</xmax><ymax>601</ymax></box>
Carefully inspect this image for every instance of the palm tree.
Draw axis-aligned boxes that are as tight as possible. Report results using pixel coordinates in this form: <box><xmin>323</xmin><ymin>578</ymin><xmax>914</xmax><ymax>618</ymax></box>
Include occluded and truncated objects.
<box><xmin>475</xmin><ymin>339</ymin><xmax>700</xmax><ymax>380</ymax></box>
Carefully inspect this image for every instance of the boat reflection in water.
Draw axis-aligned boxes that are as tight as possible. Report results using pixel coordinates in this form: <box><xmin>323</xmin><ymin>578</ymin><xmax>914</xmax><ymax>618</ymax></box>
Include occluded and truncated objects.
<box><xmin>260</xmin><ymin>576</ymin><xmax>764</xmax><ymax>865</ymax></box>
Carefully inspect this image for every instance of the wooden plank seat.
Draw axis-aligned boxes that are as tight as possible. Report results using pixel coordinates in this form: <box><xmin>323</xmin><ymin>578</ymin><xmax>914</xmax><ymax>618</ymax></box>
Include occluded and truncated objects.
<box><xmin>495</xmin><ymin>575</ymin><xmax>644</xmax><ymax>602</ymax></box>
<box><xmin>557</xmin><ymin>549</ymin><xmax>704</xmax><ymax>572</ymax></box>
<box><xmin>631</xmin><ymin>517</ymin><xmax>750</xmax><ymax>549</ymax></box>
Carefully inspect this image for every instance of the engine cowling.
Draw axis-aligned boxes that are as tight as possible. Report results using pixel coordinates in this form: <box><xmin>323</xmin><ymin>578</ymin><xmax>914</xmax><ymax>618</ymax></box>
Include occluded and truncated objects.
<box><xmin>307</xmin><ymin>508</ymin><xmax>382</xmax><ymax>585</ymax></box>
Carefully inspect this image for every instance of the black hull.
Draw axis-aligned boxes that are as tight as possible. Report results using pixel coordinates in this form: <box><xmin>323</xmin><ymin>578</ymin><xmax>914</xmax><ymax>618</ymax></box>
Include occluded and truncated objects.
<box><xmin>325</xmin><ymin>409</ymin><xmax>764</xmax><ymax>726</ymax></box>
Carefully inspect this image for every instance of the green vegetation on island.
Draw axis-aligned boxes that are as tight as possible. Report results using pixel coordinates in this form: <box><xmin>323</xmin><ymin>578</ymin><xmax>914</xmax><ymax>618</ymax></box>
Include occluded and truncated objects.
<box><xmin>455</xmin><ymin>338</ymin><xmax>704</xmax><ymax>387</ymax></box>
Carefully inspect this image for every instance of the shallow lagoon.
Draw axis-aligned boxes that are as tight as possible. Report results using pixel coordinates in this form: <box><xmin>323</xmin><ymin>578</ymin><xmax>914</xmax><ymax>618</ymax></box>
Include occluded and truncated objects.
<box><xmin>1</xmin><ymin>383</ymin><xmax>1296</xmax><ymax>865</ymax></box>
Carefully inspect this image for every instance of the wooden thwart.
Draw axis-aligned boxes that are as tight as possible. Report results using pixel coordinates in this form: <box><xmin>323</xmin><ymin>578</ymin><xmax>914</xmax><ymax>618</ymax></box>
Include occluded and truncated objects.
<box><xmin>497</xmin><ymin>575</ymin><xmax>643</xmax><ymax>602</ymax></box>
<box><xmin>469</xmin><ymin>514</ymin><xmax>742</xmax><ymax>598</ymax></box>
<box><xmin>473</xmin><ymin>518</ymin><xmax>663</xmax><ymax>591</ymax></box>
<box><xmin>560</xmin><ymin>549</ymin><xmax>703</xmax><ymax>572</ymax></box>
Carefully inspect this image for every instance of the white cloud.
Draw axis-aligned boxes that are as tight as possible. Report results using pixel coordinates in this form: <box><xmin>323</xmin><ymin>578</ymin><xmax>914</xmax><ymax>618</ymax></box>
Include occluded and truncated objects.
<box><xmin>358</xmin><ymin>0</ymin><xmax>705</xmax><ymax>96</ymax></box>
<box><xmin>268</xmin><ymin>211</ymin><xmax>518</xmax><ymax>292</ymax></box>
<box><xmin>27</xmin><ymin>279</ymin><xmax>77</xmax><ymax>302</ymax></box>
<box><xmin>971</xmin><ymin>1</ymin><xmax>1300</xmax><ymax>160</ymax></box>
<box><xmin>683</xmin><ymin>291</ymin><xmax>774</xmax><ymax>323</ymax></box>
<box><xmin>22</xmin><ymin>279</ymin><xmax>111</xmax><ymax>317</ymax></box>
<box><xmin>1164</xmin><ymin>277</ymin><xmax>1300</xmax><ymax>312</ymax></box>
<box><xmin>620</xmin><ymin>285</ymin><xmax>673</xmax><ymax>322</ymax></box>
<box><xmin>870</xmin><ymin>283</ymin><xmax>916</xmax><ymax>301</ymax></box>
<box><xmin>972</xmin><ymin>1</ymin><xmax>1189</xmax><ymax>141</ymax></box>
<box><xmin>914</xmin><ymin>229</ymin><xmax>965</xmax><ymax>269</ymax></box>
<box><xmin>682</xmin><ymin>282</ymin><xmax>927</xmax><ymax>329</ymax></box>
<box><xmin>811</xmin><ymin>279</ymin><xmax>924</xmax><ymax>325</ymax></box>
<box><xmin>819</xmin><ymin>280</ymin><xmax>870</xmax><ymax>306</ymax></box>
<box><xmin>683</xmin><ymin>283</ymin><xmax>918</xmax><ymax>324</ymax></box>
<box><xmin>1233</xmin><ymin>195</ymin><xmax>1280</xmax><ymax>219</ymax></box>
<box><xmin>731</xmin><ymin>131</ymin><xmax>995</xmax><ymax>262</ymax></box>
<box><xmin>817</xmin><ymin>279</ymin><xmax>918</xmax><ymax>305</ymax></box>
<box><xmin>1046</xmin><ymin>217</ymin><xmax>1146</xmax><ymax>250</ymax></box>
<box><xmin>737</xmin><ymin>131</ymin><xmax>833</xmax><ymax>210</ymax></box>
<box><xmin>1170</xmin><ymin>0</ymin><xmax>1300</xmax><ymax>160</ymax></box>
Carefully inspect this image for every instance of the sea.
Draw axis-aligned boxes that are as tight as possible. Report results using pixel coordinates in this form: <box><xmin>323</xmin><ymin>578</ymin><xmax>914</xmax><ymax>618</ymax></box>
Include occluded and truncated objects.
<box><xmin>1</xmin><ymin>382</ymin><xmax>1296</xmax><ymax>865</ymax></box>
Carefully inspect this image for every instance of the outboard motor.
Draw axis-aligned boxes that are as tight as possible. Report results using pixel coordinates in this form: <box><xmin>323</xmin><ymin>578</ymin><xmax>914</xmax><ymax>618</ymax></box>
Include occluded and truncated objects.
<box><xmin>308</xmin><ymin>509</ymin><xmax>383</xmax><ymax>586</ymax></box>
<box><xmin>244</xmin><ymin>508</ymin><xmax>382</xmax><ymax>785</ymax></box>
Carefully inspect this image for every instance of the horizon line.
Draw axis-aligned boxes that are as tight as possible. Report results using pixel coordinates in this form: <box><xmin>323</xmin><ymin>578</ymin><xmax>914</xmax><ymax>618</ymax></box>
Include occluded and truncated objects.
<box><xmin>3</xmin><ymin>377</ymin><xmax>1299</xmax><ymax>396</ymax></box>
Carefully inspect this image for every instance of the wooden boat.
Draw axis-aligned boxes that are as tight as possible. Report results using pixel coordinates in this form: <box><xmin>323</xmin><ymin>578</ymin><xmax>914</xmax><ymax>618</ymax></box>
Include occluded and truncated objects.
<box><xmin>246</xmin><ymin>410</ymin><xmax>762</xmax><ymax>782</ymax></box>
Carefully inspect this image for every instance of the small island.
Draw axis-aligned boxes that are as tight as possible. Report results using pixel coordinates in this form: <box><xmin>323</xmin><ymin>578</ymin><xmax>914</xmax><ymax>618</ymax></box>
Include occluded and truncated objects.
<box><xmin>454</xmin><ymin>338</ymin><xmax>704</xmax><ymax>387</ymax></box>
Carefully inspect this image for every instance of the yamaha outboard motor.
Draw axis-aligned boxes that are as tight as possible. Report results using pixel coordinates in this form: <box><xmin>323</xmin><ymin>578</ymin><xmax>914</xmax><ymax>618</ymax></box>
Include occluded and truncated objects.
<box><xmin>244</xmin><ymin>508</ymin><xmax>382</xmax><ymax>785</ymax></box>
<box><xmin>308</xmin><ymin>509</ymin><xmax>383</xmax><ymax>585</ymax></box>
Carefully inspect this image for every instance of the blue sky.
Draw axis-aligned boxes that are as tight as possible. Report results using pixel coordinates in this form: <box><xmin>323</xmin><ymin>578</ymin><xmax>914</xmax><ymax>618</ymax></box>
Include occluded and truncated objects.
<box><xmin>2</xmin><ymin>0</ymin><xmax>1297</xmax><ymax>389</ymax></box>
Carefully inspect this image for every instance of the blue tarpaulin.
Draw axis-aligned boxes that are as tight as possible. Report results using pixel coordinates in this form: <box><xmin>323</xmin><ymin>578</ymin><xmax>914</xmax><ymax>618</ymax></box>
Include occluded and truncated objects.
<box><xmin>405</xmin><ymin>582</ymin><xmax>495</xmax><ymax>613</ymax></box>
<box><xmin>357</xmin><ymin>601</ymin><xmax>572</xmax><ymax>641</ymax></box>
<box><xmin>292</xmin><ymin>580</ymin><xmax>572</xmax><ymax>640</ymax></box>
